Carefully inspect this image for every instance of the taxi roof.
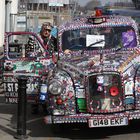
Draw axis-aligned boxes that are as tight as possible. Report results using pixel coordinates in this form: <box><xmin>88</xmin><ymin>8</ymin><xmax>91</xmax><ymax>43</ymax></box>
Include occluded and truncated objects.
<box><xmin>58</xmin><ymin>15</ymin><xmax>138</xmax><ymax>35</ymax></box>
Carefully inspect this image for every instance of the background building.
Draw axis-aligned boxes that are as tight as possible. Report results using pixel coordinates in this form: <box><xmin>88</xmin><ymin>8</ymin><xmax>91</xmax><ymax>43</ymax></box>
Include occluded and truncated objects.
<box><xmin>17</xmin><ymin>0</ymin><xmax>78</xmax><ymax>33</ymax></box>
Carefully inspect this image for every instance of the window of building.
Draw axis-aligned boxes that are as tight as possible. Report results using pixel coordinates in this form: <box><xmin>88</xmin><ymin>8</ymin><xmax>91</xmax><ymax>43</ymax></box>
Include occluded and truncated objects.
<box><xmin>39</xmin><ymin>4</ymin><xmax>43</xmax><ymax>11</ymax></box>
<box><xmin>33</xmin><ymin>3</ymin><xmax>38</xmax><ymax>11</ymax></box>
<box><xmin>27</xmin><ymin>3</ymin><xmax>32</xmax><ymax>10</ymax></box>
<box><xmin>44</xmin><ymin>4</ymin><xmax>48</xmax><ymax>11</ymax></box>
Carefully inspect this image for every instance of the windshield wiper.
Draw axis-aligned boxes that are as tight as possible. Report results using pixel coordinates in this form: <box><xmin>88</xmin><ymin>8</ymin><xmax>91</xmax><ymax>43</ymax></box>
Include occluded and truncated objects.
<box><xmin>115</xmin><ymin>47</ymin><xmax>122</xmax><ymax>52</ymax></box>
<box><xmin>81</xmin><ymin>40</ymin><xmax>105</xmax><ymax>55</ymax></box>
<box><xmin>87</xmin><ymin>40</ymin><xmax>105</xmax><ymax>47</ymax></box>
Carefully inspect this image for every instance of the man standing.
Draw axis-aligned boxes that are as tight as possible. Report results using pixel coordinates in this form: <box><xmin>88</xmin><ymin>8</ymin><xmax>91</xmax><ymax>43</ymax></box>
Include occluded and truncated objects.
<box><xmin>40</xmin><ymin>22</ymin><xmax>57</xmax><ymax>53</ymax></box>
<box><xmin>31</xmin><ymin>23</ymin><xmax>57</xmax><ymax>114</ymax></box>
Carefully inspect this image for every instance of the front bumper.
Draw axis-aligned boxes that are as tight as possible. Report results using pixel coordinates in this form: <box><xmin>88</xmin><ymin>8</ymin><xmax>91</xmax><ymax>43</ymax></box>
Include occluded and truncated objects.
<box><xmin>44</xmin><ymin>110</ymin><xmax>140</xmax><ymax>125</ymax></box>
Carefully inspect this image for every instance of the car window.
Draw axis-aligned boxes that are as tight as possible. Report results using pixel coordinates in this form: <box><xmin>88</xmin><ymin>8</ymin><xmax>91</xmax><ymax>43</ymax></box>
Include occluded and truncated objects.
<box><xmin>8</xmin><ymin>34</ymin><xmax>45</xmax><ymax>59</ymax></box>
<box><xmin>62</xmin><ymin>26</ymin><xmax>137</xmax><ymax>51</ymax></box>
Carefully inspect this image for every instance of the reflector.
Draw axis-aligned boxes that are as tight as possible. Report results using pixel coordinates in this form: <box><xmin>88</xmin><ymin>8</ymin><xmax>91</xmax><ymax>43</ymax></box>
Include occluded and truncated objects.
<box><xmin>56</xmin><ymin>98</ymin><xmax>63</xmax><ymax>105</ymax></box>
<box><xmin>110</xmin><ymin>86</ymin><xmax>119</xmax><ymax>96</ymax></box>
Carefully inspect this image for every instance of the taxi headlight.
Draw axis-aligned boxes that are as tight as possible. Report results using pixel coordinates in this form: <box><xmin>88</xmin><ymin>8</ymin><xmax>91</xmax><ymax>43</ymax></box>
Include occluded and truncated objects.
<box><xmin>48</xmin><ymin>80</ymin><xmax>63</xmax><ymax>95</ymax></box>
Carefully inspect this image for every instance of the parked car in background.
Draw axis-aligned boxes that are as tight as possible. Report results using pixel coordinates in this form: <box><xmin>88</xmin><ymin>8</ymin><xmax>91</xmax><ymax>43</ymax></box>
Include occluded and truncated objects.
<box><xmin>2</xmin><ymin>32</ymin><xmax>56</xmax><ymax>114</ymax></box>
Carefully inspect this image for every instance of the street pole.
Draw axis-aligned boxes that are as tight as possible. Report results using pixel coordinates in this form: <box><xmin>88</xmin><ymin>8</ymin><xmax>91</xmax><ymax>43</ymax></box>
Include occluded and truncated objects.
<box><xmin>14</xmin><ymin>76</ymin><xmax>28</xmax><ymax>139</ymax></box>
<box><xmin>0</xmin><ymin>0</ymin><xmax>5</xmax><ymax>48</ymax></box>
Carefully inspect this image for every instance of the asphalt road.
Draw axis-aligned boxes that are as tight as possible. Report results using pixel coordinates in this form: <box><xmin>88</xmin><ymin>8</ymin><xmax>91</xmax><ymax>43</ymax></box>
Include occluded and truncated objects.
<box><xmin>1</xmin><ymin>94</ymin><xmax>140</xmax><ymax>140</ymax></box>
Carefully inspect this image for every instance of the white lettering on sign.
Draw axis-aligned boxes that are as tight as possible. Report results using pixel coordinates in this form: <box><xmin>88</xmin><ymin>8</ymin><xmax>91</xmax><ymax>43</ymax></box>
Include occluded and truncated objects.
<box><xmin>6</xmin><ymin>98</ymin><xmax>18</xmax><ymax>103</ymax></box>
<box><xmin>4</xmin><ymin>83</ymin><xmax>18</xmax><ymax>92</ymax></box>
<box><xmin>7</xmin><ymin>83</ymin><xmax>14</xmax><ymax>92</ymax></box>
<box><xmin>5</xmin><ymin>92</ymin><xmax>18</xmax><ymax>97</ymax></box>
<box><xmin>15</xmin><ymin>83</ymin><xmax>18</xmax><ymax>92</ymax></box>
<box><xmin>27</xmin><ymin>83</ymin><xmax>38</xmax><ymax>92</ymax></box>
<box><xmin>4</xmin><ymin>82</ymin><xmax>38</xmax><ymax>93</ymax></box>
<box><xmin>86</xmin><ymin>35</ymin><xmax>105</xmax><ymax>47</ymax></box>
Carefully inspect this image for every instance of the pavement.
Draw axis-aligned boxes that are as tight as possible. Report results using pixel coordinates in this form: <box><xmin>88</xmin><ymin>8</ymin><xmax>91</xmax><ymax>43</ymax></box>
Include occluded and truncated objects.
<box><xmin>0</xmin><ymin>94</ymin><xmax>18</xmax><ymax>140</ymax></box>
<box><xmin>0</xmin><ymin>94</ymin><xmax>48</xmax><ymax>140</ymax></box>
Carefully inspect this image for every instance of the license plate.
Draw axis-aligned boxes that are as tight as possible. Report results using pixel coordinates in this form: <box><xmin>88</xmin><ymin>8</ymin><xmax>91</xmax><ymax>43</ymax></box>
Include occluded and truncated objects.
<box><xmin>88</xmin><ymin>117</ymin><xmax>128</xmax><ymax>128</ymax></box>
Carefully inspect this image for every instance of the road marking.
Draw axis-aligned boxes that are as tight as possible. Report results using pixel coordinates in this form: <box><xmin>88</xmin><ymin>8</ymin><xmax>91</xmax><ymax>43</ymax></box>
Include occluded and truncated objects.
<box><xmin>27</xmin><ymin>117</ymin><xmax>44</xmax><ymax>123</ymax></box>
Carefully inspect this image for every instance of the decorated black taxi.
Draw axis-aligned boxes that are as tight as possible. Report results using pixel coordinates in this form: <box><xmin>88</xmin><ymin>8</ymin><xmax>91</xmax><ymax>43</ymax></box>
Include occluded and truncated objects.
<box><xmin>44</xmin><ymin>11</ymin><xmax>140</xmax><ymax>128</ymax></box>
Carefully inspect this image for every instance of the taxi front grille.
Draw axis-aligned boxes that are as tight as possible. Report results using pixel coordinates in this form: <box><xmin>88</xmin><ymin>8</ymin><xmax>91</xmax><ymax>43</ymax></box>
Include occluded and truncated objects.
<box><xmin>87</xmin><ymin>73</ymin><xmax>124</xmax><ymax>113</ymax></box>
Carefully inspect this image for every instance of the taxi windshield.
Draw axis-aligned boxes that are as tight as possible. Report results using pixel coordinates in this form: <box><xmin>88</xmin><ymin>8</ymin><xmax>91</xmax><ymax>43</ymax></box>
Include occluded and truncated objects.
<box><xmin>62</xmin><ymin>26</ymin><xmax>137</xmax><ymax>51</ymax></box>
